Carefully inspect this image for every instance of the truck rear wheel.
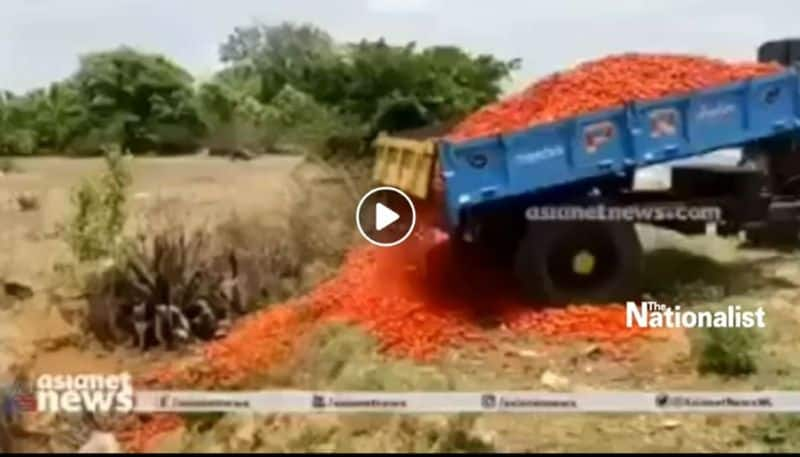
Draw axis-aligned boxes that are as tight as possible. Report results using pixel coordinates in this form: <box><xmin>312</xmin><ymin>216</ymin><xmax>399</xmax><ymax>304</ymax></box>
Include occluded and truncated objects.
<box><xmin>514</xmin><ymin>221</ymin><xmax>642</xmax><ymax>305</ymax></box>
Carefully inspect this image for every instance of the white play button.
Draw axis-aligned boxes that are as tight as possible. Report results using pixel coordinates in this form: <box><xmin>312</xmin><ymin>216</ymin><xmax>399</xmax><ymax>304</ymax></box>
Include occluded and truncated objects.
<box><xmin>355</xmin><ymin>186</ymin><xmax>416</xmax><ymax>247</ymax></box>
<box><xmin>375</xmin><ymin>203</ymin><xmax>400</xmax><ymax>231</ymax></box>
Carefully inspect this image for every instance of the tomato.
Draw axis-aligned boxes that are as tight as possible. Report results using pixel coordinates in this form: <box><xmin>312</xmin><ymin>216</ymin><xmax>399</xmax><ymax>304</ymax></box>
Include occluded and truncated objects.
<box><xmin>448</xmin><ymin>54</ymin><xmax>780</xmax><ymax>142</ymax></box>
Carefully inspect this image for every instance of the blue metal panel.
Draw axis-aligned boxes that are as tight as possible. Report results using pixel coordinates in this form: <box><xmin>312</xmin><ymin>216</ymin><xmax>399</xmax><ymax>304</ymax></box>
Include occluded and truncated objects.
<box><xmin>746</xmin><ymin>73</ymin><xmax>797</xmax><ymax>136</ymax></box>
<box><xmin>439</xmin><ymin>68</ymin><xmax>800</xmax><ymax>231</ymax></box>
<box><xmin>686</xmin><ymin>82</ymin><xmax>748</xmax><ymax>151</ymax></box>
<box><xmin>631</xmin><ymin>97</ymin><xmax>691</xmax><ymax>164</ymax></box>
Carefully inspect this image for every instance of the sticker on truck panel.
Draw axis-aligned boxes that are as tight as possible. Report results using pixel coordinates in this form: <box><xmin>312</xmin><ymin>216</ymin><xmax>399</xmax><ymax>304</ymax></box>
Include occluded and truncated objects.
<box><xmin>516</xmin><ymin>146</ymin><xmax>565</xmax><ymax>165</ymax></box>
<box><xmin>762</xmin><ymin>86</ymin><xmax>781</xmax><ymax>105</ymax></box>
<box><xmin>584</xmin><ymin>122</ymin><xmax>615</xmax><ymax>154</ymax></box>
<box><xmin>649</xmin><ymin>108</ymin><xmax>679</xmax><ymax>138</ymax></box>
<box><xmin>696</xmin><ymin>102</ymin><xmax>736</xmax><ymax>121</ymax></box>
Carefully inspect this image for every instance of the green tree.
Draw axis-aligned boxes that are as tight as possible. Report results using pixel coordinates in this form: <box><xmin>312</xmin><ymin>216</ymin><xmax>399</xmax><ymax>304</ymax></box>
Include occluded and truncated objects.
<box><xmin>0</xmin><ymin>91</ymin><xmax>37</xmax><ymax>155</ymax></box>
<box><xmin>211</xmin><ymin>23</ymin><xmax>519</xmax><ymax>155</ymax></box>
<box><xmin>306</xmin><ymin>38</ymin><xmax>519</xmax><ymax>134</ymax></box>
<box><xmin>73</xmin><ymin>47</ymin><xmax>204</xmax><ymax>153</ymax></box>
<box><xmin>27</xmin><ymin>82</ymin><xmax>88</xmax><ymax>153</ymax></box>
<box><xmin>219</xmin><ymin>22</ymin><xmax>336</xmax><ymax>102</ymax></box>
<box><xmin>197</xmin><ymin>78</ymin><xmax>282</xmax><ymax>151</ymax></box>
<box><xmin>211</xmin><ymin>65</ymin><xmax>261</xmax><ymax>100</ymax></box>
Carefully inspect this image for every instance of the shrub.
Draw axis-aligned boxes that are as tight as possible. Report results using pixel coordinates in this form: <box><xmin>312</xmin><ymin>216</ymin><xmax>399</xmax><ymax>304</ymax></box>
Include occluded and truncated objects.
<box><xmin>86</xmin><ymin>227</ymin><xmax>247</xmax><ymax>350</ymax></box>
<box><xmin>15</xmin><ymin>192</ymin><xmax>39</xmax><ymax>212</ymax></box>
<box><xmin>213</xmin><ymin>214</ymin><xmax>303</xmax><ymax>304</ymax></box>
<box><xmin>695</xmin><ymin>325</ymin><xmax>761</xmax><ymax>376</ymax></box>
<box><xmin>86</xmin><ymin>211</ymin><xmax>322</xmax><ymax>351</ymax></box>
<box><xmin>65</xmin><ymin>145</ymin><xmax>132</xmax><ymax>261</ymax></box>
<box><xmin>0</xmin><ymin>158</ymin><xmax>20</xmax><ymax>174</ymax></box>
<box><xmin>755</xmin><ymin>414</ymin><xmax>800</xmax><ymax>452</ymax></box>
<box><xmin>300</xmin><ymin>324</ymin><xmax>452</xmax><ymax>391</ymax></box>
<box><xmin>0</xmin><ymin>130</ymin><xmax>36</xmax><ymax>156</ymax></box>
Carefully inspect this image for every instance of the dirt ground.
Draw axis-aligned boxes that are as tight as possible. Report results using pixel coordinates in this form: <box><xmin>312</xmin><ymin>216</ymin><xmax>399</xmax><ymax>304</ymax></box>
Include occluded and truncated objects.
<box><xmin>2</xmin><ymin>156</ymin><xmax>800</xmax><ymax>453</ymax></box>
<box><xmin>0</xmin><ymin>156</ymin><xmax>303</xmax><ymax>380</ymax></box>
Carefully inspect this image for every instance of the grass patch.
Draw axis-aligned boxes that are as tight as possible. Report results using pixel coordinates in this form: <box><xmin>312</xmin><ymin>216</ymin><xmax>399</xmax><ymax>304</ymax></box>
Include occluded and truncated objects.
<box><xmin>182</xmin><ymin>324</ymin><xmax>495</xmax><ymax>453</ymax></box>
<box><xmin>755</xmin><ymin>414</ymin><xmax>800</xmax><ymax>452</ymax></box>
<box><xmin>298</xmin><ymin>324</ymin><xmax>453</xmax><ymax>391</ymax></box>
<box><xmin>693</xmin><ymin>324</ymin><xmax>762</xmax><ymax>377</ymax></box>
<box><xmin>642</xmin><ymin>248</ymin><xmax>794</xmax><ymax>302</ymax></box>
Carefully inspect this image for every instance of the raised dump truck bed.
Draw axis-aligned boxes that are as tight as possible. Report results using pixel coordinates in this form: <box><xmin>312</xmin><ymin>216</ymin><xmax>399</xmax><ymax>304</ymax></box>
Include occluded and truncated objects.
<box><xmin>439</xmin><ymin>68</ymin><xmax>800</xmax><ymax>230</ymax></box>
<box><xmin>371</xmin><ymin>44</ymin><xmax>800</xmax><ymax>304</ymax></box>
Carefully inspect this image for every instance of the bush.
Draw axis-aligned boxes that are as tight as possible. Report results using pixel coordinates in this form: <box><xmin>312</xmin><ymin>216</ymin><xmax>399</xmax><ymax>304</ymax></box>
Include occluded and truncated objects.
<box><xmin>198</xmin><ymin>81</ymin><xmax>282</xmax><ymax>153</ymax></box>
<box><xmin>85</xmin><ymin>208</ymin><xmax>336</xmax><ymax>351</ymax></box>
<box><xmin>755</xmin><ymin>414</ymin><xmax>800</xmax><ymax>452</ymax></box>
<box><xmin>695</xmin><ymin>325</ymin><xmax>761</xmax><ymax>376</ymax></box>
<box><xmin>15</xmin><ymin>192</ymin><xmax>39</xmax><ymax>212</ymax></box>
<box><xmin>213</xmin><ymin>214</ymin><xmax>304</xmax><ymax>304</ymax></box>
<box><xmin>86</xmin><ymin>226</ymin><xmax>249</xmax><ymax>350</ymax></box>
<box><xmin>267</xmin><ymin>85</ymin><xmax>364</xmax><ymax>155</ymax></box>
<box><xmin>0</xmin><ymin>158</ymin><xmax>20</xmax><ymax>174</ymax></box>
<box><xmin>65</xmin><ymin>145</ymin><xmax>132</xmax><ymax>261</ymax></box>
<box><xmin>0</xmin><ymin>130</ymin><xmax>36</xmax><ymax>156</ymax></box>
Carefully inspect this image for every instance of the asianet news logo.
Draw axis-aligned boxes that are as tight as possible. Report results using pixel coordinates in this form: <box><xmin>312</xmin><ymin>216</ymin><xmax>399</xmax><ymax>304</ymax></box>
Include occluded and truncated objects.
<box><xmin>33</xmin><ymin>373</ymin><xmax>134</xmax><ymax>413</ymax></box>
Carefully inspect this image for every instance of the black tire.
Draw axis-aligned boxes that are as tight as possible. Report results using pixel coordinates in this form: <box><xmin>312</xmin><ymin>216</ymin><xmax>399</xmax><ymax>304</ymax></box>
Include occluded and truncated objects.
<box><xmin>514</xmin><ymin>221</ymin><xmax>642</xmax><ymax>305</ymax></box>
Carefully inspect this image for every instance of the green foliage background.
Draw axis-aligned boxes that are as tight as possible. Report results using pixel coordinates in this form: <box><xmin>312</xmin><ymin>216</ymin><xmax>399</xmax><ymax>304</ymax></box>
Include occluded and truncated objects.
<box><xmin>0</xmin><ymin>22</ymin><xmax>519</xmax><ymax>157</ymax></box>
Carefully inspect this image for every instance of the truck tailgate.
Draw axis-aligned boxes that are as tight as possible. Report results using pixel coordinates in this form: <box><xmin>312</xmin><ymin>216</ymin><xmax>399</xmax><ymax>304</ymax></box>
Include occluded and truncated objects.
<box><xmin>372</xmin><ymin>133</ymin><xmax>437</xmax><ymax>200</ymax></box>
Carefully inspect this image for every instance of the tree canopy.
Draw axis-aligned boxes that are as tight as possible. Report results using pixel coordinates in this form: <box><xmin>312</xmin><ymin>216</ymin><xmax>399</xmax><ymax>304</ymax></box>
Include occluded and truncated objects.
<box><xmin>219</xmin><ymin>22</ymin><xmax>337</xmax><ymax>102</ymax></box>
<box><xmin>0</xmin><ymin>22</ymin><xmax>519</xmax><ymax>157</ymax></box>
<box><xmin>73</xmin><ymin>48</ymin><xmax>205</xmax><ymax>153</ymax></box>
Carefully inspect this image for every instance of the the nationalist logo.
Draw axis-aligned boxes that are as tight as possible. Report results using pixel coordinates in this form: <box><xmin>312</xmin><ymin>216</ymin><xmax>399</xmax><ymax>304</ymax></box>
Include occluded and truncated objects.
<box><xmin>626</xmin><ymin>301</ymin><xmax>766</xmax><ymax>329</ymax></box>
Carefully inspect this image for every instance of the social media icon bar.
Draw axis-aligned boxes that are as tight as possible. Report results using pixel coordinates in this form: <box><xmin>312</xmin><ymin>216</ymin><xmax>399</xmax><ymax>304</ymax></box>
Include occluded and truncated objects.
<box><xmin>356</xmin><ymin>187</ymin><xmax>416</xmax><ymax>247</ymax></box>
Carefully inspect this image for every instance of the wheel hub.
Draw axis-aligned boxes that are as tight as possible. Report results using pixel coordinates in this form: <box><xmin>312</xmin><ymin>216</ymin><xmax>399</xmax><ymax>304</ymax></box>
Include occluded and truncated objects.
<box><xmin>572</xmin><ymin>250</ymin><xmax>596</xmax><ymax>275</ymax></box>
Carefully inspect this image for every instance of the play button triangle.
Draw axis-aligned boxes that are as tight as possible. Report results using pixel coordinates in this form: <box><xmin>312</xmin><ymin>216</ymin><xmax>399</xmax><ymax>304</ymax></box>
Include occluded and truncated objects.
<box><xmin>375</xmin><ymin>202</ymin><xmax>400</xmax><ymax>231</ymax></box>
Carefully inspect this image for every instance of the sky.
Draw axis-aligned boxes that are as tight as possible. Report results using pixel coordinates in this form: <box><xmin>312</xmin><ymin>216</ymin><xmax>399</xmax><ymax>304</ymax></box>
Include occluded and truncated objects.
<box><xmin>1</xmin><ymin>0</ymin><xmax>799</xmax><ymax>94</ymax></box>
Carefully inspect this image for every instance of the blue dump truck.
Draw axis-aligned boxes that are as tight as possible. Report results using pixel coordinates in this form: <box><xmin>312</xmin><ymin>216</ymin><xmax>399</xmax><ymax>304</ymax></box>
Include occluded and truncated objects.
<box><xmin>372</xmin><ymin>39</ymin><xmax>800</xmax><ymax>304</ymax></box>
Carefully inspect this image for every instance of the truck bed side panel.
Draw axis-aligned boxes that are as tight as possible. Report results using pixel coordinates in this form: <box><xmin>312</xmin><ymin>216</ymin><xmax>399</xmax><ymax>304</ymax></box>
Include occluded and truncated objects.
<box><xmin>440</xmin><ymin>70</ymin><xmax>800</xmax><ymax>231</ymax></box>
